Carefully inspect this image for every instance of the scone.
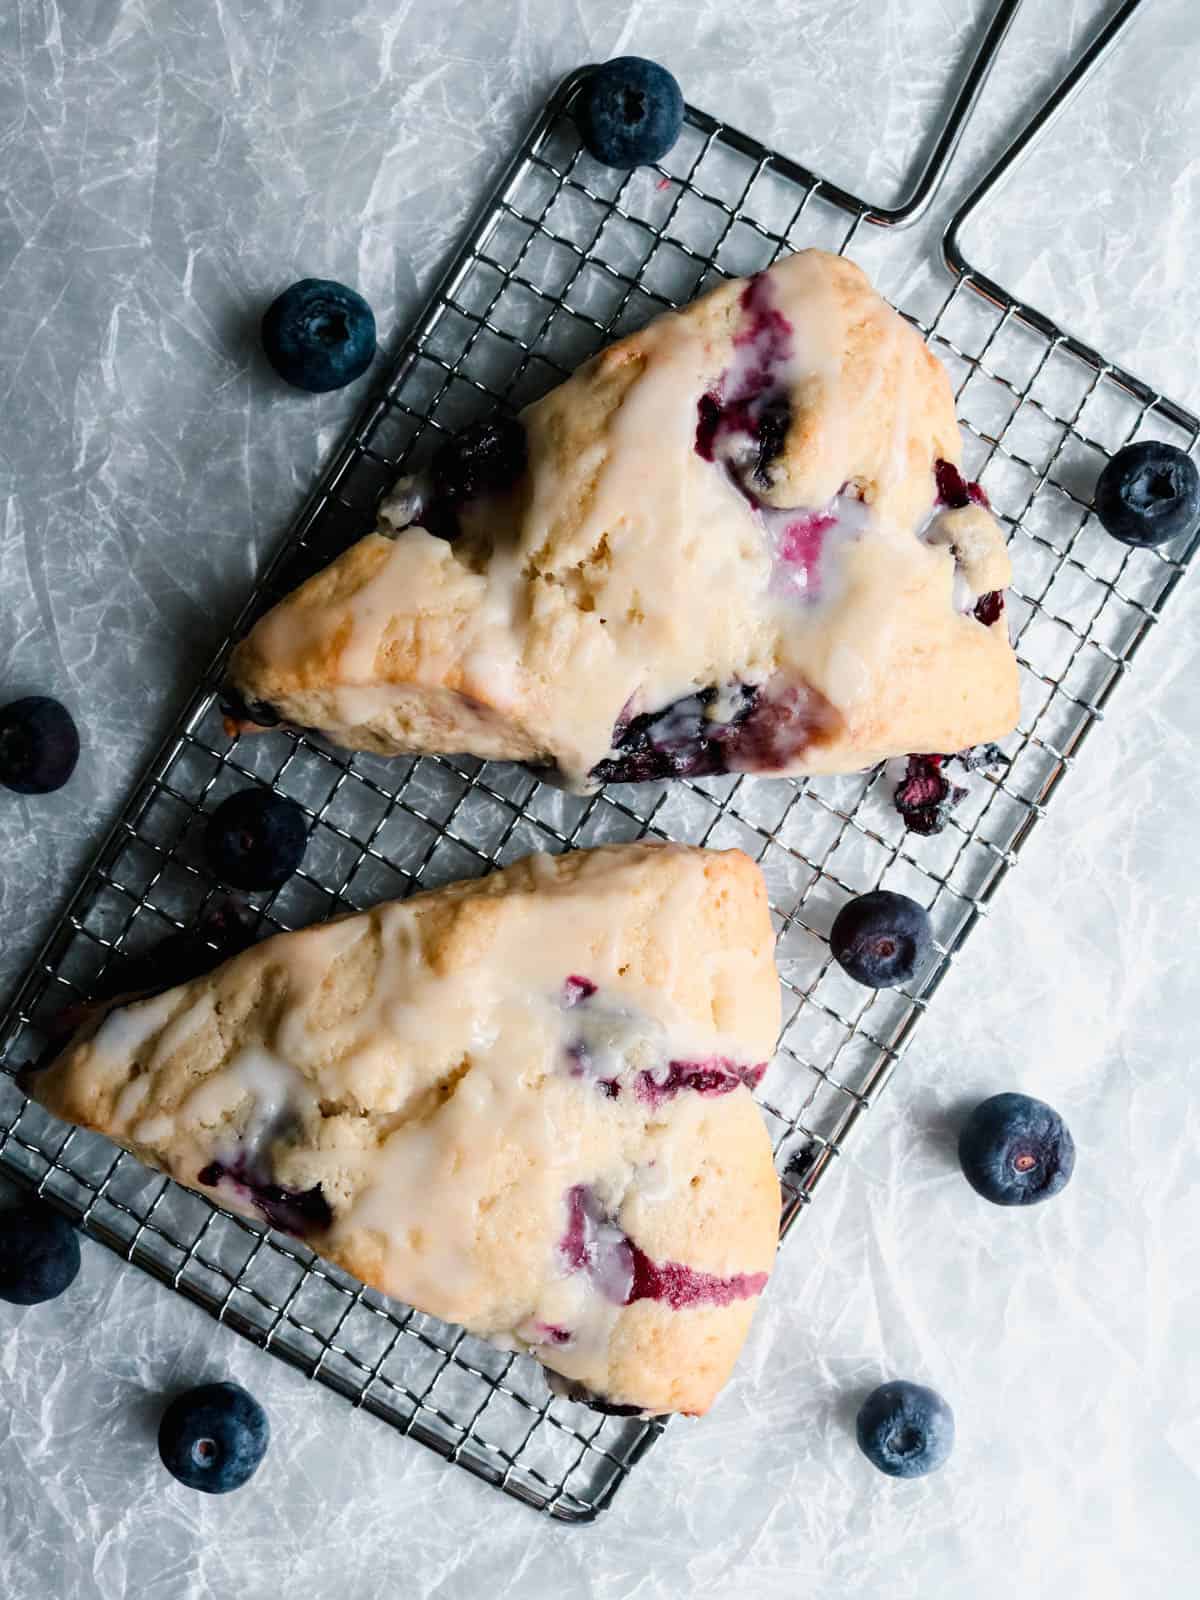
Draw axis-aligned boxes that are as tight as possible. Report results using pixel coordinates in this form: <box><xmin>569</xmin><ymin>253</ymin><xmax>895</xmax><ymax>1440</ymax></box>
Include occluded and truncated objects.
<box><xmin>225</xmin><ymin>248</ymin><xmax>1019</xmax><ymax>792</ymax></box>
<box><xmin>29</xmin><ymin>843</ymin><xmax>781</xmax><ymax>1416</ymax></box>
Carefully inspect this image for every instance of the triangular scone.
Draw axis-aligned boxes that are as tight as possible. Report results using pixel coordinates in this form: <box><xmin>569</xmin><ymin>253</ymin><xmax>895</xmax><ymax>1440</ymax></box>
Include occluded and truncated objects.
<box><xmin>227</xmin><ymin>249</ymin><xmax>1018</xmax><ymax>792</ymax></box>
<box><xmin>30</xmin><ymin>844</ymin><xmax>781</xmax><ymax>1417</ymax></box>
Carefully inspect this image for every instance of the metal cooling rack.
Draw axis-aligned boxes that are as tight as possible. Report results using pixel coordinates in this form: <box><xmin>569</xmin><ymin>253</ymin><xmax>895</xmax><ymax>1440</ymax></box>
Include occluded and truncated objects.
<box><xmin>1</xmin><ymin>0</ymin><xmax>1195</xmax><ymax>1522</ymax></box>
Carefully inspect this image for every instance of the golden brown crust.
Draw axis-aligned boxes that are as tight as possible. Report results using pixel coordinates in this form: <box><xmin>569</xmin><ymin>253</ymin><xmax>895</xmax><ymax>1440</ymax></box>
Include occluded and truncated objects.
<box><xmin>32</xmin><ymin>844</ymin><xmax>781</xmax><ymax>1415</ymax></box>
<box><xmin>229</xmin><ymin>249</ymin><xmax>1018</xmax><ymax>788</ymax></box>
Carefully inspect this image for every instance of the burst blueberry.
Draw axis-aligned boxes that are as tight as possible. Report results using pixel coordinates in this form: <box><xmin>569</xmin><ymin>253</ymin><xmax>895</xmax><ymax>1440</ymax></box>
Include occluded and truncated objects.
<box><xmin>0</xmin><ymin>697</ymin><xmax>80</xmax><ymax>795</ymax></box>
<box><xmin>577</xmin><ymin>57</ymin><xmax>684</xmax><ymax>168</ymax></box>
<box><xmin>934</xmin><ymin>458</ymin><xmax>988</xmax><ymax>510</ymax></box>
<box><xmin>751</xmin><ymin>395</ymin><xmax>792</xmax><ymax>488</ymax></box>
<box><xmin>1093</xmin><ymin>441</ymin><xmax>1200</xmax><ymax>547</ymax></box>
<box><xmin>428</xmin><ymin>414</ymin><xmax>527</xmax><ymax>534</ymax></box>
<box><xmin>204</xmin><ymin>788</ymin><xmax>308</xmax><ymax>891</ymax></box>
<box><xmin>590</xmin><ymin>683</ymin><xmax>759</xmax><ymax>784</ymax></box>
<box><xmin>856</xmin><ymin>1380</ymin><xmax>955</xmax><ymax>1479</ymax></box>
<box><xmin>830</xmin><ymin>890</ymin><xmax>933</xmax><ymax>989</ymax></box>
<box><xmin>197</xmin><ymin>1155</ymin><xmax>332</xmax><ymax>1236</ymax></box>
<box><xmin>0</xmin><ymin>1200</ymin><xmax>81</xmax><ymax>1305</ymax></box>
<box><xmin>158</xmin><ymin>1381</ymin><xmax>269</xmax><ymax>1494</ymax></box>
<box><xmin>957</xmin><ymin>1091</ymin><xmax>1075</xmax><ymax>1206</ymax></box>
<box><xmin>893</xmin><ymin>754</ymin><xmax>963</xmax><ymax>837</ymax></box>
<box><xmin>261</xmin><ymin>278</ymin><xmax>376</xmax><ymax>393</ymax></box>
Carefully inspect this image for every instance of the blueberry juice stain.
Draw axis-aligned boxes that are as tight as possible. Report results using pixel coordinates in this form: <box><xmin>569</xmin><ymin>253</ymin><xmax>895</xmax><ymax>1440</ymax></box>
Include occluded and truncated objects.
<box><xmin>197</xmin><ymin>1154</ymin><xmax>331</xmax><ymax>1236</ymax></box>
<box><xmin>693</xmin><ymin>272</ymin><xmax>845</xmax><ymax>600</ymax></box>
<box><xmin>694</xmin><ymin>272</ymin><xmax>794</xmax><ymax>490</ymax></box>
<box><xmin>560</xmin><ymin>979</ymin><xmax>764</xmax><ymax>1103</ymax></box>
<box><xmin>934</xmin><ymin>458</ymin><xmax>989</xmax><ymax>512</ymax></box>
<box><xmin>558</xmin><ymin>1184</ymin><xmax>767</xmax><ymax>1313</ymax></box>
<box><xmin>632</xmin><ymin>1056</ymin><xmax>765</xmax><ymax>1108</ymax></box>
<box><xmin>591</xmin><ymin>675</ymin><xmax>842</xmax><ymax>785</ymax></box>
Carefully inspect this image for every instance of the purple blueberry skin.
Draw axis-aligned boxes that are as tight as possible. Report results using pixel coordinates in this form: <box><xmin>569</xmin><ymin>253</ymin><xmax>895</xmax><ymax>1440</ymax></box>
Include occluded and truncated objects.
<box><xmin>158</xmin><ymin>1381</ymin><xmax>269</xmax><ymax>1494</ymax></box>
<box><xmin>430</xmin><ymin>415</ymin><xmax>527</xmax><ymax>509</ymax></box>
<box><xmin>197</xmin><ymin>1157</ymin><xmax>332</xmax><ymax>1237</ymax></box>
<box><xmin>830</xmin><ymin>890</ymin><xmax>933</xmax><ymax>989</ymax></box>
<box><xmin>957</xmin><ymin>1092</ymin><xmax>1075</xmax><ymax>1206</ymax></box>
<box><xmin>423</xmin><ymin>415</ymin><xmax>528</xmax><ymax>542</ymax></box>
<box><xmin>856</xmin><ymin>1380</ymin><xmax>955</xmax><ymax>1479</ymax></box>
<box><xmin>590</xmin><ymin>684</ymin><xmax>757</xmax><ymax>785</ymax></box>
<box><xmin>0</xmin><ymin>697</ymin><xmax>80</xmax><ymax>795</ymax></box>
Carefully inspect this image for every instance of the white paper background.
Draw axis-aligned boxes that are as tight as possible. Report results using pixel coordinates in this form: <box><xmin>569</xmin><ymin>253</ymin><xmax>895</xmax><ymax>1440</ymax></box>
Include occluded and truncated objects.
<box><xmin>1</xmin><ymin>0</ymin><xmax>1198</xmax><ymax>1595</ymax></box>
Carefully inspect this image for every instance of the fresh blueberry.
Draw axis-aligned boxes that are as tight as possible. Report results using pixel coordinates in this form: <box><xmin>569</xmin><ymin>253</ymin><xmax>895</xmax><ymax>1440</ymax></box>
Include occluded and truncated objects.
<box><xmin>0</xmin><ymin>1200</ymin><xmax>81</xmax><ymax>1305</ymax></box>
<box><xmin>204</xmin><ymin>789</ymin><xmax>307</xmax><ymax>891</ymax></box>
<box><xmin>958</xmin><ymin>1091</ymin><xmax>1075</xmax><ymax>1206</ymax></box>
<box><xmin>0</xmin><ymin>697</ymin><xmax>80</xmax><ymax>795</ymax></box>
<box><xmin>856</xmin><ymin>1380</ymin><xmax>955</xmax><ymax>1479</ymax></box>
<box><xmin>830</xmin><ymin>890</ymin><xmax>933</xmax><ymax>989</ymax></box>
<box><xmin>577</xmin><ymin>57</ymin><xmax>684</xmax><ymax>168</ymax></box>
<box><xmin>1093</xmin><ymin>441</ymin><xmax>1200</xmax><ymax>547</ymax></box>
<box><xmin>158</xmin><ymin>1381</ymin><xmax>269</xmax><ymax>1494</ymax></box>
<box><xmin>261</xmin><ymin>278</ymin><xmax>376</xmax><ymax>394</ymax></box>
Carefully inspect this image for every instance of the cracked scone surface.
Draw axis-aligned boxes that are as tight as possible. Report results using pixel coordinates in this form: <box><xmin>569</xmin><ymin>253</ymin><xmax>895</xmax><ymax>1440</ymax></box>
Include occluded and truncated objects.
<box><xmin>31</xmin><ymin>843</ymin><xmax>781</xmax><ymax>1416</ymax></box>
<box><xmin>228</xmin><ymin>248</ymin><xmax>1019</xmax><ymax>790</ymax></box>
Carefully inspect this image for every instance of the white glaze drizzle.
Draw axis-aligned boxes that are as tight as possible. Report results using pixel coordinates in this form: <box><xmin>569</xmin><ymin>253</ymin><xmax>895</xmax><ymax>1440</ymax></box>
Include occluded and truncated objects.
<box><xmin>61</xmin><ymin>848</ymin><xmax>778</xmax><ymax>1405</ymax></box>
<box><xmin>237</xmin><ymin>252</ymin><xmax>1014</xmax><ymax>787</ymax></box>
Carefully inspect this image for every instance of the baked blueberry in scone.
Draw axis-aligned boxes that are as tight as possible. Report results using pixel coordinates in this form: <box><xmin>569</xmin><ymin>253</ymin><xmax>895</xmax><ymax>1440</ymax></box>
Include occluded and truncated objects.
<box><xmin>29</xmin><ymin>844</ymin><xmax>781</xmax><ymax>1417</ymax></box>
<box><xmin>225</xmin><ymin>249</ymin><xmax>1018</xmax><ymax>792</ymax></box>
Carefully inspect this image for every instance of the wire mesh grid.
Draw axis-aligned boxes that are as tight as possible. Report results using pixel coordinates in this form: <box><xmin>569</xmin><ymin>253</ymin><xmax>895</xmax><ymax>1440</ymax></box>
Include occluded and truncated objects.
<box><xmin>1</xmin><ymin>64</ymin><xmax>1196</xmax><ymax>1521</ymax></box>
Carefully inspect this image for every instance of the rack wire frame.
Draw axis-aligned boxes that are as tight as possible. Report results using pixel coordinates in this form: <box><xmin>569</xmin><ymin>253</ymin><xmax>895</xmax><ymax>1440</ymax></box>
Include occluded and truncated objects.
<box><xmin>0</xmin><ymin>51</ymin><xmax>1196</xmax><ymax>1522</ymax></box>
